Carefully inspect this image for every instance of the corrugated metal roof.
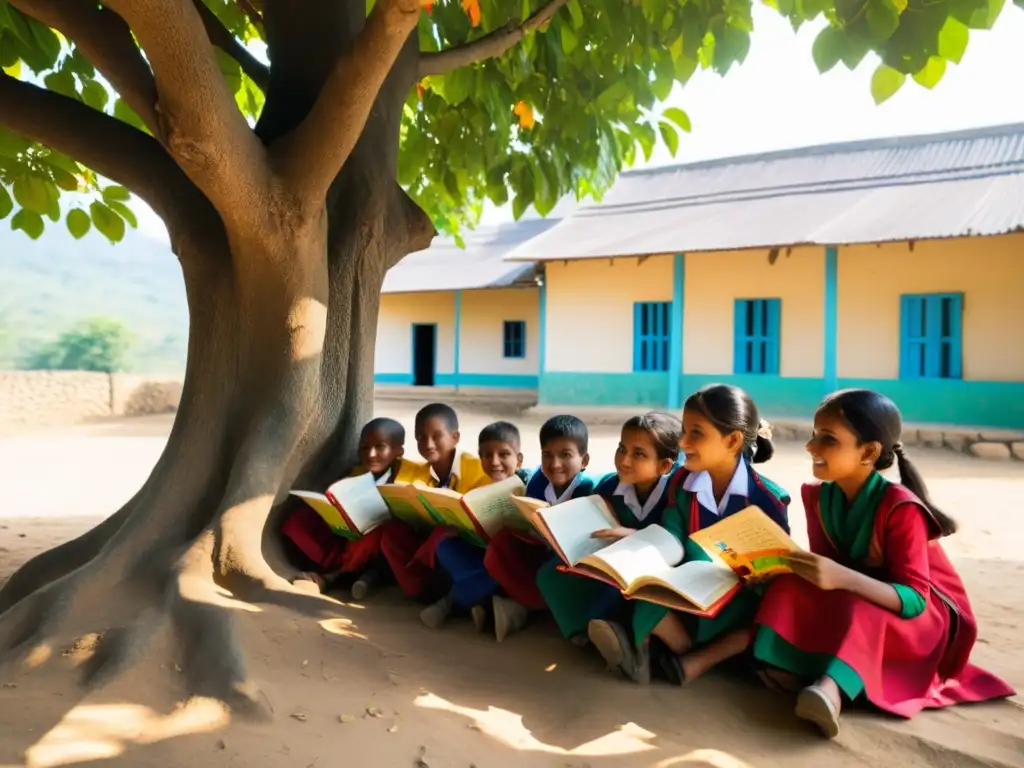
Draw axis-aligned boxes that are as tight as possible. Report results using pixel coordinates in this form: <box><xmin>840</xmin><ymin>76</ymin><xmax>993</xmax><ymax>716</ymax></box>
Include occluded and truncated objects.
<box><xmin>505</xmin><ymin>123</ymin><xmax>1024</xmax><ymax>261</ymax></box>
<box><xmin>383</xmin><ymin>216</ymin><xmax>561</xmax><ymax>293</ymax></box>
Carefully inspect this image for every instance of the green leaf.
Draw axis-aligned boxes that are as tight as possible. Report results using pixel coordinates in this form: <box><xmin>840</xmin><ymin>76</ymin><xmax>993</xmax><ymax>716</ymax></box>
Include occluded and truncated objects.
<box><xmin>89</xmin><ymin>201</ymin><xmax>125</xmax><ymax>243</ymax></box>
<box><xmin>101</xmin><ymin>185</ymin><xmax>131</xmax><ymax>202</ymax></box>
<box><xmin>511</xmin><ymin>193</ymin><xmax>530</xmax><ymax>220</ymax></box>
<box><xmin>659</xmin><ymin>121</ymin><xmax>679</xmax><ymax>157</ymax></box>
<box><xmin>12</xmin><ymin>175</ymin><xmax>54</xmax><ymax>214</ymax></box>
<box><xmin>0</xmin><ymin>185</ymin><xmax>12</xmax><ymax>220</ymax></box>
<box><xmin>567</xmin><ymin>0</ymin><xmax>584</xmax><ymax>28</ymax></box>
<box><xmin>866</xmin><ymin>0</ymin><xmax>900</xmax><ymax>41</ymax></box>
<box><xmin>49</xmin><ymin>166</ymin><xmax>79</xmax><ymax>192</ymax></box>
<box><xmin>560</xmin><ymin>23</ymin><xmax>578</xmax><ymax>55</ymax></box>
<box><xmin>11</xmin><ymin>208</ymin><xmax>43</xmax><ymax>239</ymax></box>
<box><xmin>66</xmin><ymin>208</ymin><xmax>91</xmax><ymax>240</ymax></box>
<box><xmin>811</xmin><ymin>26</ymin><xmax>844</xmax><ymax>72</ymax></box>
<box><xmin>113</xmin><ymin>98</ymin><xmax>149</xmax><ymax>134</ymax></box>
<box><xmin>106</xmin><ymin>200</ymin><xmax>138</xmax><ymax>229</ymax></box>
<box><xmin>937</xmin><ymin>16</ymin><xmax>970</xmax><ymax>63</ymax></box>
<box><xmin>43</xmin><ymin>70</ymin><xmax>78</xmax><ymax>100</ymax></box>
<box><xmin>81</xmin><ymin>79</ymin><xmax>109</xmax><ymax>112</ymax></box>
<box><xmin>912</xmin><ymin>56</ymin><xmax>947</xmax><ymax>89</ymax></box>
<box><xmin>0</xmin><ymin>127</ymin><xmax>30</xmax><ymax>158</ymax></box>
<box><xmin>870</xmin><ymin>63</ymin><xmax>906</xmax><ymax>104</ymax></box>
<box><xmin>631</xmin><ymin>122</ymin><xmax>657</xmax><ymax>162</ymax></box>
<box><xmin>661</xmin><ymin>106</ymin><xmax>692</xmax><ymax>132</ymax></box>
<box><xmin>27</xmin><ymin>17</ymin><xmax>61</xmax><ymax>66</ymax></box>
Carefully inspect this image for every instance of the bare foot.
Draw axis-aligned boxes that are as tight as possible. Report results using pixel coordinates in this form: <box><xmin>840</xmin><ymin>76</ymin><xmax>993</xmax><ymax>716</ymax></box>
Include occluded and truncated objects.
<box><xmin>292</xmin><ymin>571</ymin><xmax>326</xmax><ymax>593</ymax></box>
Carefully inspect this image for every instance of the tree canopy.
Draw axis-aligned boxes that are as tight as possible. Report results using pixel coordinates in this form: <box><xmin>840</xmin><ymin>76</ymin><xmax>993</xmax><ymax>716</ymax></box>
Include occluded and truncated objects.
<box><xmin>20</xmin><ymin>316</ymin><xmax>134</xmax><ymax>373</ymax></box>
<box><xmin>0</xmin><ymin>0</ymin><xmax>1014</xmax><ymax>245</ymax></box>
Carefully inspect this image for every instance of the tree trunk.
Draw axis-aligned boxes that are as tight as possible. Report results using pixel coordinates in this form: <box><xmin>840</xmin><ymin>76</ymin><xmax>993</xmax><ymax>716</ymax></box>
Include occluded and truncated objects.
<box><xmin>0</xmin><ymin>11</ymin><xmax>433</xmax><ymax>710</ymax></box>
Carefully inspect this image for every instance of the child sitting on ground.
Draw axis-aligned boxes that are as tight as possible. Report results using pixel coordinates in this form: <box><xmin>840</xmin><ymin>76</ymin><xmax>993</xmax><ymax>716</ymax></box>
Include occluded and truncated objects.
<box><xmin>479</xmin><ymin>415</ymin><xmax>597</xmax><ymax>641</ymax></box>
<box><xmin>537</xmin><ymin>412</ymin><xmax>682</xmax><ymax>658</ymax></box>
<box><xmin>282</xmin><ymin>417</ymin><xmax>422</xmax><ymax>598</ymax></box>
<box><xmin>422</xmin><ymin>421</ymin><xmax>534</xmax><ymax>632</ymax></box>
<box><xmin>376</xmin><ymin>403</ymin><xmax>491</xmax><ymax>603</ymax></box>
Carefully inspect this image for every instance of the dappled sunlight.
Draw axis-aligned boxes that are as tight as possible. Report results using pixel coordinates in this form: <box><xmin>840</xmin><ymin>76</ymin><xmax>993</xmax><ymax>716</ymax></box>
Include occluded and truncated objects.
<box><xmin>319</xmin><ymin>617</ymin><xmax>368</xmax><ymax>641</ymax></box>
<box><xmin>653</xmin><ymin>750</ymin><xmax>756</xmax><ymax>768</ymax></box>
<box><xmin>23</xmin><ymin>643</ymin><xmax>53</xmax><ymax>670</ymax></box>
<box><xmin>176</xmin><ymin>575</ymin><xmax>262</xmax><ymax>613</ymax></box>
<box><xmin>23</xmin><ymin>698</ymin><xmax>229</xmax><ymax>768</ymax></box>
<box><xmin>414</xmin><ymin>692</ymin><xmax>656</xmax><ymax>757</ymax></box>
<box><xmin>288</xmin><ymin>297</ymin><xmax>328</xmax><ymax>363</ymax></box>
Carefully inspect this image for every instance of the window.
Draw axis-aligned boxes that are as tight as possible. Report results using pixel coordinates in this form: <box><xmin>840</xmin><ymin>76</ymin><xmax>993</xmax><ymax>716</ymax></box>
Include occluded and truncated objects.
<box><xmin>900</xmin><ymin>293</ymin><xmax>963</xmax><ymax>379</ymax></box>
<box><xmin>633</xmin><ymin>301</ymin><xmax>671</xmax><ymax>372</ymax></box>
<box><xmin>503</xmin><ymin>320</ymin><xmax>526</xmax><ymax>358</ymax></box>
<box><xmin>733</xmin><ymin>298</ymin><xmax>781</xmax><ymax>375</ymax></box>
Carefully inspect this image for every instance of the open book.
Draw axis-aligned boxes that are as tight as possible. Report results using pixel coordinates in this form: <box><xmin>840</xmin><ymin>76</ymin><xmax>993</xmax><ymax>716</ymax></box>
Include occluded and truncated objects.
<box><xmin>510</xmin><ymin>494</ymin><xmax>619</xmax><ymax>560</ymax></box>
<box><xmin>533</xmin><ymin>501</ymin><xmax>801</xmax><ymax>617</ymax></box>
<box><xmin>380</xmin><ymin>476</ymin><xmax>527</xmax><ymax>546</ymax></box>
<box><xmin>289</xmin><ymin>472</ymin><xmax>390</xmax><ymax>540</ymax></box>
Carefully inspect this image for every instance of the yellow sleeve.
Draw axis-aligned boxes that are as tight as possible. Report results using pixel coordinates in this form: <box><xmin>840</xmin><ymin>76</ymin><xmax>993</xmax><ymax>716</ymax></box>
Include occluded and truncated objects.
<box><xmin>455</xmin><ymin>453</ymin><xmax>493</xmax><ymax>492</ymax></box>
<box><xmin>393</xmin><ymin>457</ymin><xmax>429</xmax><ymax>485</ymax></box>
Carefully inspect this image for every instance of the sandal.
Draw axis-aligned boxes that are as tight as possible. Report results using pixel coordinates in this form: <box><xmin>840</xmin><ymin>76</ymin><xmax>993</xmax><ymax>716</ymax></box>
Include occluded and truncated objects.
<box><xmin>587</xmin><ymin>620</ymin><xmax>650</xmax><ymax>684</ymax></box>
<box><xmin>795</xmin><ymin>685</ymin><xmax>841</xmax><ymax>739</ymax></box>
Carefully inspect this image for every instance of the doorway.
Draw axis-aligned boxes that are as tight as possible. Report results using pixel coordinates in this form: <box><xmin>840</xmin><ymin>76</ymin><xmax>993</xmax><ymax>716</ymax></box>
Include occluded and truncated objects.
<box><xmin>411</xmin><ymin>324</ymin><xmax>436</xmax><ymax>386</ymax></box>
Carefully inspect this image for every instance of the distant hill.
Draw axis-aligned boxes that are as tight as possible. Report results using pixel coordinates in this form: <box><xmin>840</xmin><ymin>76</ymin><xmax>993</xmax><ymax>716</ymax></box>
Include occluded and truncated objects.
<box><xmin>0</xmin><ymin>225</ymin><xmax>188</xmax><ymax>373</ymax></box>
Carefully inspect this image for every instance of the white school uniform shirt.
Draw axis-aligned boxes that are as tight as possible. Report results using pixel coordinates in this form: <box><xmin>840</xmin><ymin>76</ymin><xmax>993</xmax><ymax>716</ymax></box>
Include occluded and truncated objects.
<box><xmin>429</xmin><ymin>446</ymin><xmax>465</xmax><ymax>488</ymax></box>
<box><xmin>374</xmin><ymin>468</ymin><xmax>393</xmax><ymax>486</ymax></box>
<box><xmin>613</xmin><ymin>472</ymin><xmax>671</xmax><ymax>522</ymax></box>
<box><xmin>544</xmin><ymin>472</ymin><xmax>584</xmax><ymax>505</ymax></box>
<box><xmin>682</xmin><ymin>460</ymin><xmax>749</xmax><ymax>516</ymax></box>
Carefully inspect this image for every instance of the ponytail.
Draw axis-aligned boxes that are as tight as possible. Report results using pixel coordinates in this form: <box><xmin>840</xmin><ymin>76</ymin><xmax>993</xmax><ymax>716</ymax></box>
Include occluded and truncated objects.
<box><xmin>752</xmin><ymin>419</ymin><xmax>775</xmax><ymax>464</ymax></box>
<box><xmin>894</xmin><ymin>443</ymin><xmax>957</xmax><ymax>536</ymax></box>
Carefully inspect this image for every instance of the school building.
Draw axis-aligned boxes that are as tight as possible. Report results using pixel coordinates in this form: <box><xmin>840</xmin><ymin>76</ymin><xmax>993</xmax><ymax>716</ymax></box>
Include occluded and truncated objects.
<box><xmin>376</xmin><ymin>123</ymin><xmax>1024</xmax><ymax>430</ymax></box>
<box><xmin>373</xmin><ymin>217</ymin><xmax>554</xmax><ymax>391</ymax></box>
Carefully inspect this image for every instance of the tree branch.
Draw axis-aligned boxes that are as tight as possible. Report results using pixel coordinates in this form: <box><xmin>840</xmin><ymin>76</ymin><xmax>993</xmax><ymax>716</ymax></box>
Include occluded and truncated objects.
<box><xmin>194</xmin><ymin>0</ymin><xmax>270</xmax><ymax>91</ymax></box>
<box><xmin>10</xmin><ymin>0</ymin><xmax>160</xmax><ymax>132</ymax></box>
<box><xmin>0</xmin><ymin>73</ymin><xmax>195</xmax><ymax>219</ymax></box>
<box><xmin>268</xmin><ymin>0</ymin><xmax>421</xmax><ymax>203</ymax></box>
<box><xmin>418</xmin><ymin>0</ymin><xmax>569</xmax><ymax>77</ymax></box>
<box><xmin>103</xmin><ymin>0</ymin><xmax>271</xmax><ymax>224</ymax></box>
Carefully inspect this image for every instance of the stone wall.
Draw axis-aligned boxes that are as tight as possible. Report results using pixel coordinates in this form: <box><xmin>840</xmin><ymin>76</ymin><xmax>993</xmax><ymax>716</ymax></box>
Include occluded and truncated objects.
<box><xmin>0</xmin><ymin>371</ymin><xmax>183</xmax><ymax>429</ymax></box>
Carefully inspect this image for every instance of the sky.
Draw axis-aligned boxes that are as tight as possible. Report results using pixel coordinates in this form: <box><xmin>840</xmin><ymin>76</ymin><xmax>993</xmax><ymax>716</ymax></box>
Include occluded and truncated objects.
<box><xmin>134</xmin><ymin>3</ymin><xmax>1024</xmax><ymax>238</ymax></box>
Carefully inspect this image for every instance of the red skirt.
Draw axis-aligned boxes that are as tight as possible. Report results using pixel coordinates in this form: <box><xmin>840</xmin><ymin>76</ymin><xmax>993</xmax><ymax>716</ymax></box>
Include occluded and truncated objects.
<box><xmin>281</xmin><ymin>506</ymin><xmax>382</xmax><ymax>574</ymax></box>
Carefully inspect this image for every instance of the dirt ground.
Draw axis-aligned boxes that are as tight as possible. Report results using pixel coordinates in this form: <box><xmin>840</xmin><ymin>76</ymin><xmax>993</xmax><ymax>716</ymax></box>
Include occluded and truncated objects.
<box><xmin>0</xmin><ymin>405</ymin><xmax>1022</xmax><ymax>768</ymax></box>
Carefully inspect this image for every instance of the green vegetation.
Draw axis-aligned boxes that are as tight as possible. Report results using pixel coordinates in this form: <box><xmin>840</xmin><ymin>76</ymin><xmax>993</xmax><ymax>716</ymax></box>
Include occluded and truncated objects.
<box><xmin>20</xmin><ymin>315</ymin><xmax>134</xmax><ymax>372</ymax></box>
<box><xmin>0</xmin><ymin>225</ymin><xmax>187</xmax><ymax>373</ymax></box>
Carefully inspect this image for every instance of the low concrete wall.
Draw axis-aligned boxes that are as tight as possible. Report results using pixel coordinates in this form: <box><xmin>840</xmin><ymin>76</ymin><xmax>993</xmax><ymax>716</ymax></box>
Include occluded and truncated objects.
<box><xmin>0</xmin><ymin>371</ymin><xmax>183</xmax><ymax>429</ymax></box>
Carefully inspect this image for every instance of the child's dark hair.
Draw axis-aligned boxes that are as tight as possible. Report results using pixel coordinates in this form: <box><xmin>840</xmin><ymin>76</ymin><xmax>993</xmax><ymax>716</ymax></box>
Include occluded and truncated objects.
<box><xmin>623</xmin><ymin>412</ymin><xmax>682</xmax><ymax>462</ymax></box>
<box><xmin>539</xmin><ymin>415</ymin><xmax>588</xmax><ymax>453</ymax></box>
<box><xmin>684</xmin><ymin>384</ymin><xmax>774</xmax><ymax>464</ymax></box>
<box><xmin>818</xmin><ymin>389</ymin><xmax>956</xmax><ymax>536</ymax></box>
<box><xmin>415</xmin><ymin>402</ymin><xmax>459</xmax><ymax>432</ymax></box>
<box><xmin>479</xmin><ymin>421</ymin><xmax>521</xmax><ymax>452</ymax></box>
<box><xmin>362</xmin><ymin>417</ymin><xmax>405</xmax><ymax>444</ymax></box>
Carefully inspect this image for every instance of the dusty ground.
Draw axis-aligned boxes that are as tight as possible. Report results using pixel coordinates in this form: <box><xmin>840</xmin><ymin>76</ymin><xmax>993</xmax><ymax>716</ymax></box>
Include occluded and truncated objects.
<box><xmin>0</xmin><ymin>404</ymin><xmax>1022</xmax><ymax>768</ymax></box>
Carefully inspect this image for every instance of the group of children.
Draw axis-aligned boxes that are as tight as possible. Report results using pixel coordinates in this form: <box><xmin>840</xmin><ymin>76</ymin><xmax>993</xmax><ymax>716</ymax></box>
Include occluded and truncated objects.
<box><xmin>280</xmin><ymin>385</ymin><xmax>1014</xmax><ymax>739</ymax></box>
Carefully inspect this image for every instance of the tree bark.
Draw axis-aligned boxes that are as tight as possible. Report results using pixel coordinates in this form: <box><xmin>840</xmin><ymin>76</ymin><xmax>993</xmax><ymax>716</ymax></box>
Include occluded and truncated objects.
<box><xmin>0</xmin><ymin>6</ymin><xmax>434</xmax><ymax>708</ymax></box>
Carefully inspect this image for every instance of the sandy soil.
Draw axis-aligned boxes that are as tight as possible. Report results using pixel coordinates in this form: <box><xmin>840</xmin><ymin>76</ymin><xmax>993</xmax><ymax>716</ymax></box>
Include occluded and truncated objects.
<box><xmin>0</xmin><ymin>406</ymin><xmax>1022</xmax><ymax>768</ymax></box>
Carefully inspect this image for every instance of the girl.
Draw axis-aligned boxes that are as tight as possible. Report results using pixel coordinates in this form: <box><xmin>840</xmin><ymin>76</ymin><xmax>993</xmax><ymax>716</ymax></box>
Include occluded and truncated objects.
<box><xmin>753</xmin><ymin>389</ymin><xmax>1015</xmax><ymax>738</ymax></box>
<box><xmin>590</xmin><ymin>384</ymin><xmax>790</xmax><ymax>684</ymax></box>
<box><xmin>537</xmin><ymin>412</ymin><xmax>682</xmax><ymax>676</ymax></box>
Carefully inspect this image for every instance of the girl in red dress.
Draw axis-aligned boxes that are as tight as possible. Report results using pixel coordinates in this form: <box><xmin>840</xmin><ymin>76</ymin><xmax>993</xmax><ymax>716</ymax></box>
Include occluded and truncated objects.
<box><xmin>753</xmin><ymin>389</ymin><xmax>1015</xmax><ymax>738</ymax></box>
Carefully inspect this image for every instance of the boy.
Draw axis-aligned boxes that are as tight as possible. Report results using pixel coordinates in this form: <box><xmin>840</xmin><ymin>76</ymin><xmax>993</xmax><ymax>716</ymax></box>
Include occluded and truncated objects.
<box><xmin>478</xmin><ymin>420</ymin><xmax>531</xmax><ymax>485</ymax></box>
<box><xmin>378</xmin><ymin>403</ymin><xmax>491</xmax><ymax>601</ymax></box>
<box><xmin>479</xmin><ymin>414</ymin><xmax>597</xmax><ymax>640</ymax></box>
<box><xmin>283</xmin><ymin>417</ymin><xmax>421</xmax><ymax>598</ymax></box>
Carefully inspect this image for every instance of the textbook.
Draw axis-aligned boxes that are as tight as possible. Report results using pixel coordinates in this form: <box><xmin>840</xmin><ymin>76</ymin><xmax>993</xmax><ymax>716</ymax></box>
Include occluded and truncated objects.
<box><xmin>289</xmin><ymin>472</ymin><xmax>391</xmax><ymax>540</ymax></box>
<box><xmin>380</xmin><ymin>476</ymin><xmax>527</xmax><ymax>546</ymax></box>
<box><xmin>525</xmin><ymin>500</ymin><xmax>801</xmax><ymax>617</ymax></box>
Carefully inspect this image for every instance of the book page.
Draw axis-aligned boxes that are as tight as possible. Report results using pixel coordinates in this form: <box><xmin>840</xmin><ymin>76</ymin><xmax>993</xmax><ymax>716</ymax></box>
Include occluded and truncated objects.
<box><xmin>506</xmin><ymin>496</ymin><xmax>548</xmax><ymax>537</ymax></box>
<box><xmin>325</xmin><ymin>473</ymin><xmax>390</xmax><ymax>534</ymax></box>
<box><xmin>630</xmin><ymin>560</ymin><xmax>739</xmax><ymax>612</ymax></box>
<box><xmin>289</xmin><ymin>491</ymin><xmax>353</xmax><ymax>537</ymax></box>
<box><xmin>536</xmin><ymin>495</ymin><xmax>618</xmax><ymax>565</ymax></box>
<box><xmin>378</xmin><ymin>484</ymin><xmax>433</xmax><ymax>528</ymax></box>
<box><xmin>689</xmin><ymin>506</ymin><xmax>802</xmax><ymax>578</ymax></box>
<box><xmin>578</xmin><ymin>525</ymin><xmax>684</xmax><ymax>590</ymax></box>
<box><xmin>415</xmin><ymin>487</ymin><xmax>479</xmax><ymax>536</ymax></box>
<box><xmin>461</xmin><ymin>476</ymin><xmax>527</xmax><ymax>537</ymax></box>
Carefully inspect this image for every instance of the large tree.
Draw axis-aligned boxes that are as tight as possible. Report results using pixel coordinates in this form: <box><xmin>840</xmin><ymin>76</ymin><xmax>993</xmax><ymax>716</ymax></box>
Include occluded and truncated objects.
<box><xmin>0</xmin><ymin>0</ymin><xmax>1009</xmax><ymax>712</ymax></box>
